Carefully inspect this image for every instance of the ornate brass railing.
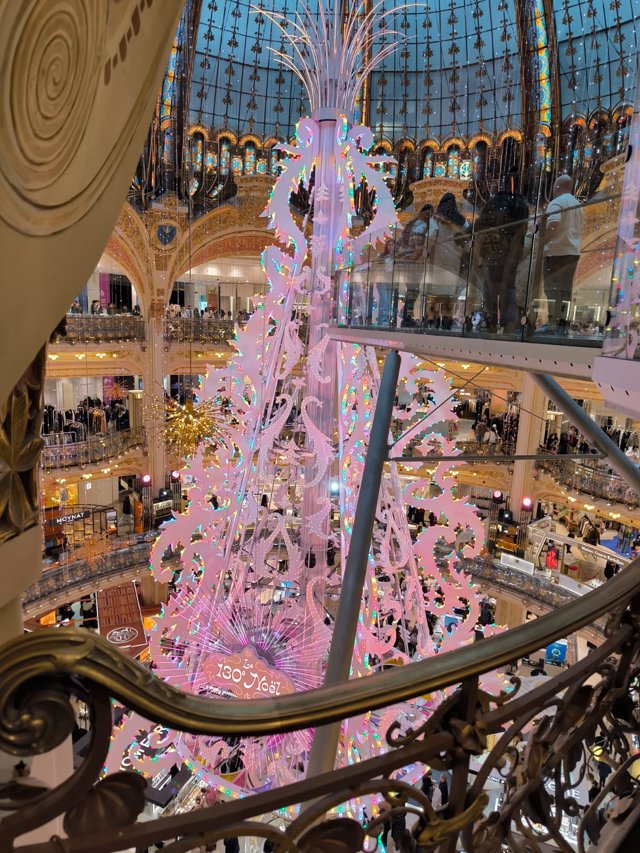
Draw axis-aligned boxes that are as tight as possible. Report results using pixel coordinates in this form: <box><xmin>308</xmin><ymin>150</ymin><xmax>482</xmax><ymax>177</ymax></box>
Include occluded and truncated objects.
<box><xmin>163</xmin><ymin>317</ymin><xmax>235</xmax><ymax>344</ymax></box>
<box><xmin>23</xmin><ymin>538</ymin><xmax>155</xmax><ymax>619</ymax></box>
<box><xmin>41</xmin><ymin>427</ymin><xmax>146</xmax><ymax>470</ymax></box>
<box><xmin>536</xmin><ymin>454</ymin><xmax>640</xmax><ymax>508</ymax></box>
<box><xmin>1</xmin><ymin>559</ymin><xmax>639</xmax><ymax>851</ymax></box>
<box><xmin>23</xmin><ymin>545</ymin><xmax>588</xmax><ymax>625</ymax></box>
<box><xmin>61</xmin><ymin>314</ymin><xmax>146</xmax><ymax>343</ymax></box>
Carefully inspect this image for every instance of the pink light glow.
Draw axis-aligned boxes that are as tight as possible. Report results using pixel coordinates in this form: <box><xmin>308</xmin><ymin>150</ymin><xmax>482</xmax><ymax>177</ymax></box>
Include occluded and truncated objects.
<box><xmin>105</xmin><ymin>114</ymin><xmax>494</xmax><ymax>807</ymax></box>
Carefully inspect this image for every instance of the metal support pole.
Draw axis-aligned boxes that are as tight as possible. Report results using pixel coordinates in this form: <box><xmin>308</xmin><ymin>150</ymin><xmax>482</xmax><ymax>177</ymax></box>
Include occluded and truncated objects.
<box><xmin>305</xmin><ymin>349</ymin><xmax>401</xmax><ymax>779</ymax></box>
<box><xmin>533</xmin><ymin>374</ymin><xmax>640</xmax><ymax>496</ymax></box>
<box><xmin>388</xmin><ymin>452</ymin><xmax>604</xmax><ymax>464</ymax></box>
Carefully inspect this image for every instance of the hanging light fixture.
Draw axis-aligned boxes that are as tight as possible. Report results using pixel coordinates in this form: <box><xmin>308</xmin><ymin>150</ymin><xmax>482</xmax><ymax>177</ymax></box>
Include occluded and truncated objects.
<box><xmin>161</xmin><ymin>396</ymin><xmax>218</xmax><ymax>455</ymax></box>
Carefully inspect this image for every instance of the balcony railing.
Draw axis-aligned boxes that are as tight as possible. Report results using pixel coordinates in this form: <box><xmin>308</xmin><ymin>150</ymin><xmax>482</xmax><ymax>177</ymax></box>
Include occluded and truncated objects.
<box><xmin>3</xmin><ymin>557</ymin><xmax>640</xmax><ymax>851</ymax></box>
<box><xmin>336</xmin><ymin>193</ymin><xmax>619</xmax><ymax>348</ymax></box>
<box><xmin>536</xmin><ymin>453</ymin><xmax>640</xmax><ymax>508</ymax></box>
<box><xmin>23</xmin><ymin>538</ymin><xmax>602</xmax><ymax>632</ymax></box>
<box><xmin>24</xmin><ymin>537</ymin><xmax>155</xmax><ymax>618</ymax></box>
<box><xmin>41</xmin><ymin>427</ymin><xmax>146</xmax><ymax>470</ymax></box>
<box><xmin>62</xmin><ymin>313</ymin><xmax>146</xmax><ymax>343</ymax></box>
<box><xmin>163</xmin><ymin>317</ymin><xmax>235</xmax><ymax>344</ymax></box>
<box><xmin>447</xmin><ymin>441</ymin><xmax>639</xmax><ymax>509</ymax></box>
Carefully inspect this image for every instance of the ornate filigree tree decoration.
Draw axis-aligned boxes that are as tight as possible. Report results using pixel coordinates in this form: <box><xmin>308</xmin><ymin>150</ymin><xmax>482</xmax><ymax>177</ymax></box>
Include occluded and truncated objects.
<box><xmin>106</xmin><ymin>0</ymin><xmax>489</xmax><ymax>813</ymax></box>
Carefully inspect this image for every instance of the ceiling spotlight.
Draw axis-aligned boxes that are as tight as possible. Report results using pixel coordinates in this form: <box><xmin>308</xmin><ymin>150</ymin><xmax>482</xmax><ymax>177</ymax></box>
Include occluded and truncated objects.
<box><xmin>521</xmin><ymin>497</ymin><xmax>533</xmax><ymax>510</ymax></box>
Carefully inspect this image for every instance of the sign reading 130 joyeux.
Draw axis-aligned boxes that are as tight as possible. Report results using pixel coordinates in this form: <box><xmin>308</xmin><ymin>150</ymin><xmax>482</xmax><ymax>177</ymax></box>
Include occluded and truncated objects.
<box><xmin>203</xmin><ymin>647</ymin><xmax>295</xmax><ymax>699</ymax></box>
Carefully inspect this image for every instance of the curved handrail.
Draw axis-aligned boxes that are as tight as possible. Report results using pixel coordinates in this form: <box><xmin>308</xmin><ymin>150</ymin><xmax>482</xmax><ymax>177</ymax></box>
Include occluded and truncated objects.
<box><xmin>3</xmin><ymin>556</ymin><xmax>639</xmax><ymax>743</ymax></box>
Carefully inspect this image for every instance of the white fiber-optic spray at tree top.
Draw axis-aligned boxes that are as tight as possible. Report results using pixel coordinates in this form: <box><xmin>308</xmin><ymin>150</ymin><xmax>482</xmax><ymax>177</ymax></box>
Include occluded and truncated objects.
<box><xmin>107</xmin><ymin>0</ymin><xmax>492</xmax><ymax>811</ymax></box>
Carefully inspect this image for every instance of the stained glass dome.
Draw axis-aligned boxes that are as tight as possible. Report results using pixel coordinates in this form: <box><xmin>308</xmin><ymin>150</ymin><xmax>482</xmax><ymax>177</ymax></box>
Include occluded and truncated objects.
<box><xmin>133</xmin><ymin>0</ymin><xmax>640</xmax><ymax>212</ymax></box>
<box><xmin>185</xmin><ymin>0</ymin><xmax>640</xmax><ymax>143</ymax></box>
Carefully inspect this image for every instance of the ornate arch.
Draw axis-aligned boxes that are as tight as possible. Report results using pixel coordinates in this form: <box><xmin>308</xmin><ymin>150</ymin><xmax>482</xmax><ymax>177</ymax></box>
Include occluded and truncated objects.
<box><xmin>105</xmin><ymin>204</ymin><xmax>152</xmax><ymax>313</ymax></box>
<box><xmin>165</xmin><ymin>201</ymin><xmax>274</xmax><ymax>292</ymax></box>
<box><xmin>467</xmin><ymin>132</ymin><xmax>492</xmax><ymax>149</ymax></box>
<box><xmin>441</xmin><ymin>136</ymin><xmax>466</xmax><ymax>153</ymax></box>
<box><xmin>393</xmin><ymin>137</ymin><xmax>416</xmax><ymax>153</ymax></box>
<box><xmin>213</xmin><ymin>128</ymin><xmax>239</xmax><ymax>145</ymax></box>
<box><xmin>239</xmin><ymin>133</ymin><xmax>262</xmax><ymax>147</ymax></box>
<box><xmin>187</xmin><ymin>123</ymin><xmax>211</xmax><ymax>141</ymax></box>
<box><xmin>497</xmin><ymin>129</ymin><xmax>524</xmax><ymax>146</ymax></box>
<box><xmin>372</xmin><ymin>138</ymin><xmax>393</xmax><ymax>153</ymax></box>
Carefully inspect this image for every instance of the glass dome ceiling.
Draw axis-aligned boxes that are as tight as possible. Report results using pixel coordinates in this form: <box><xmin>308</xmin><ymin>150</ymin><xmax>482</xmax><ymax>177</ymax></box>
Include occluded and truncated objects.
<box><xmin>185</xmin><ymin>0</ymin><xmax>640</xmax><ymax>144</ymax></box>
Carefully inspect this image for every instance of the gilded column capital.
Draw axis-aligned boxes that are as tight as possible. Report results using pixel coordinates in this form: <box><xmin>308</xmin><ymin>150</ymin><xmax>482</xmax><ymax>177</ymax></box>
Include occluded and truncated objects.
<box><xmin>0</xmin><ymin>346</ymin><xmax>47</xmax><ymax>545</ymax></box>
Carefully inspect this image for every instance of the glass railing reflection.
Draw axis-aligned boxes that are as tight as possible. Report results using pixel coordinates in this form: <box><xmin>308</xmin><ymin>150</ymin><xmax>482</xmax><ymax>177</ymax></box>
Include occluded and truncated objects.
<box><xmin>337</xmin><ymin>192</ymin><xmax>619</xmax><ymax>347</ymax></box>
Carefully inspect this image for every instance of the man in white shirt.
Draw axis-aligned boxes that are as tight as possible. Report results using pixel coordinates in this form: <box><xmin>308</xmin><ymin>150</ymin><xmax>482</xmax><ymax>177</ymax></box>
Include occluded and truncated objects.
<box><xmin>543</xmin><ymin>174</ymin><xmax>583</xmax><ymax>331</ymax></box>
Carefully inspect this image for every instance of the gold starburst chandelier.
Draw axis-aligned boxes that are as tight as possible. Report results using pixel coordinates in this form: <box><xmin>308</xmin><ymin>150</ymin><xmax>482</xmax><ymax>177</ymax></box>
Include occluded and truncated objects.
<box><xmin>147</xmin><ymin>396</ymin><xmax>218</xmax><ymax>457</ymax></box>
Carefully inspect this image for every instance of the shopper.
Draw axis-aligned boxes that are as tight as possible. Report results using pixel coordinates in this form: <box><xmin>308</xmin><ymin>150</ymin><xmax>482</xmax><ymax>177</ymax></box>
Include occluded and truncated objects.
<box><xmin>395</xmin><ymin>205</ymin><xmax>434</xmax><ymax>327</ymax></box>
<box><xmin>374</xmin><ymin>236</ymin><xmax>397</xmax><ymax>326</ymax></box>
<box><xmin>398</xmin><ymin>829</ymin><xmax>416</xmax><ymax>853</ymax></box>
<box><xmin>438</xmin><ymin>776</ymin><xmax>449</xmax><ymax>807</ymax></box>
<box><xmin>429</xmin><ymin>193</ymin><xmax>471</xmax><ymax>313</ymax></box>
<box><xmin>421</xmin><ymin>771</ymin><xmax>434</xmax><ymax>799</ymax></box>
<box><xmin>584</xmin><ymin>523</ymin><xmax>600</xmax><ymax>546</ymax></box>
<box><xmin>391</xmin><ymin>810</ymin><xmax>407</xmax><ymax>846</ymax></box>
<box><xmin>542</xmin><ymin>174</ymin><xmax>583</xmax><ymax>332</ymax></box>
<box><xmin>472</xmin><ymin>191</ymin><xmax>529</xmax><ymax>333</ymax></box>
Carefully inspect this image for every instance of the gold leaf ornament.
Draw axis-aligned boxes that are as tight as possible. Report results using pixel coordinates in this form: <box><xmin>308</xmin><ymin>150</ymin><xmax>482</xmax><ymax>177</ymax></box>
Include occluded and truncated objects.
<box><xmin>0</xmin><ymin>385</ymin><xmax>43</xmax><ymax>537</ymax></box>
<box><xmin>297</xmin><ymin>818</ymin><xmax>364</xmax><ymax>853</ymax></box>
<box><xmin>63</xmin><ymin>771</ymin><xmax>147</xmax><ymax>836</ymax></box>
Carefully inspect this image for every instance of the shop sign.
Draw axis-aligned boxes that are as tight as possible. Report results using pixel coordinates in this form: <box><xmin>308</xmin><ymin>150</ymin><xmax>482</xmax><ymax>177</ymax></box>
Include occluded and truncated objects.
<box><xmin>204</xmin><ymin>647</ymin><xmax>295</xmax><ymax>699</ymax></box>
<box><xmin>97</xmin><ymin>584</ymin><xmax>147</xmax><ymax>658</ymax></box>
<box><xmin>106</xmin><ymin>626</ymin><xmax>139</xmax><ymax>645</ymax></box>
<box><xmin>51</xmin><ymin>510</ymin><xmax>91</xmax><ymax>524</ymax></box>
<box><xmin>545</xmin><ymin>777</ymin><xmax>587</xmax><ymax>805</ymax></box>
<box><xmin>545</xmin><ymin>640</ymin><xmax>567</xmax><ymax>665</ymax></box>
<box><xmin>500</xmin><ymin>553</ymin><xmax>534</xmax><ymax>574</ymax></box>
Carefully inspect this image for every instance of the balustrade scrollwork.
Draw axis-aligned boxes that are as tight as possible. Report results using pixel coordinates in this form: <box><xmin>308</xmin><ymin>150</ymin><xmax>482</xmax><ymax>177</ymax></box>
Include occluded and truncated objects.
<box><xmin>62</xmin><ymin>315</ymin><xmax>146</xmax><ymax>344</ymax></box>
<box><xmin>163</xmin><ymin>318</ymin><xmax>235</xmax><ymax>344</ymax></box>
<box><xmin>41</xmin><ymin>427</ymin><xmax>146</xmax><ymax>471</ymax></box>
<box><xmin>1</xmin><ymin>561</ymin><xmax>639</xmax><ymax>851</ymax></box>
<box><xmin>536</xmin><ymin>455</ymin><xmax>640</xmax><ymax>509</ymax></box>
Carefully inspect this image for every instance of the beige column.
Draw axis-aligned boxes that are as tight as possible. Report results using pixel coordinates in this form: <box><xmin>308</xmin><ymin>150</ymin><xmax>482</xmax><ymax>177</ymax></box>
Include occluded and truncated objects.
<box><xmin>16</xmin><ymin>737</ymin><xmax>74</xmax><ymax>845</ymax></box>
<box><xmin>0</xmin><ymin>528</ymin><xmax>42</xmax><ymax>643</ymax></box>
<box><xmin>494</xmin><ymin>596</ymin><xmax>526</xmax><ymax>628</ymax></box>
<box><xmin>0</xmin><ymin>345</ymin><xmax>50</xmax><ymax>643</ymax></box>
<box><xmin>510</xmin><ymin>373</ymin><xmax>548</xmax><ymax>520</ymax></box>
<box><xmin>143</xmin><ymin>296</ymin><xmax>168</xmax><ymax>489</ymax></box>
